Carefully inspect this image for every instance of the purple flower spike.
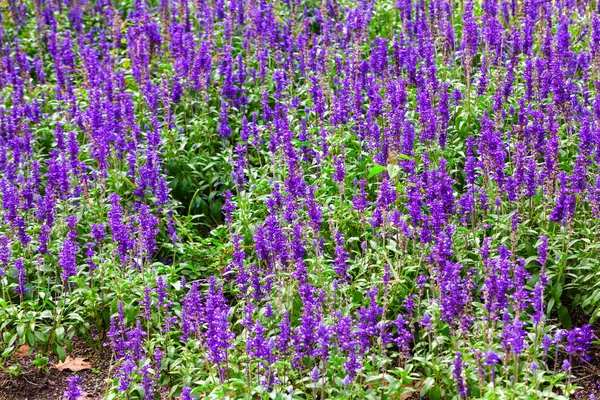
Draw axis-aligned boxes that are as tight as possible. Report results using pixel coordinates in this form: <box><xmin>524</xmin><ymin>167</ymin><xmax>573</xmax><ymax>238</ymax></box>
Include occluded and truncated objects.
<box><xmin>63</xmin><ymin>375</ymin><xmax>83</xmax><ymax>400</ymax></box>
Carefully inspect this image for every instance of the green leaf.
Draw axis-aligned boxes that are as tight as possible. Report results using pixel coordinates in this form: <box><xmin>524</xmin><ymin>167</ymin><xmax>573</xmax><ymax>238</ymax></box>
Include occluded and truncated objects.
<box><xmin>54</xmin><ymin>344</ymin><xmax>66</xmax><ymax>362</ymax></box>
<box><xmin>429</xmin><ymin>386</ymin><xmax>442</xmax><ymax>400</ymax></box>
<box><xmin>368</xmin><ymin>165</ymin><xmax>386</xmax><ymax>178</ymax></box>
<box><xmin>55</xmin><ymin>326</ymin><xmax>65</xmax><ymax>342</ymax></box>
<box><xmin>552</xmin><ymin>283</ymin><xmax>563</xmax><ymax>303</ymax></box>
<box><xmin>294</xmin><ymin>140</ymin><xmax>310</xmax><ymax>147</ymax></box>
<box><xmin>34</xmin><ymin>331</ymin><xmax>48</xmax><ymax>344</ymax></box>
<box><xmin>5</xmin><ymin>333</ymin><xmax>17</xmax><ymax>347</ymax></box>
<box><xmin>2</xmin><ymin>346</ymin><xmax>14</xmax><ymax>358</ymax></box>
<box><xmin>420</xmin><ymin>377</ymin><xmax>435</xmax><ymax>396</ymax></box>
<box><xmin>558</xmin><ymin>306</ymin><xmax>572</xmax><ymax>329</ymax></box>
<box><xmin>547</xmin><ymin>298</ymin><xmax>556</xmax><ymax>315</ymax></box>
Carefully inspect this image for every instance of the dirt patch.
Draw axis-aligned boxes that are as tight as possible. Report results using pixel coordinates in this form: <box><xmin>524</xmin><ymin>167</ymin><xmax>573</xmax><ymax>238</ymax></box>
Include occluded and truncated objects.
<box><xmin>571</xmin><ymin>345</ymin><xmax>600</xmax><ymax>398</ymax></box>
<box><xmin>0</xmin><ymin>338</ymin><xmax>113</xmax><ymax>400</ymax></box>
<box><xmin>564</xmin><ymin>307</ymin><xmax>600</xmax><ymax>399</ymax></box>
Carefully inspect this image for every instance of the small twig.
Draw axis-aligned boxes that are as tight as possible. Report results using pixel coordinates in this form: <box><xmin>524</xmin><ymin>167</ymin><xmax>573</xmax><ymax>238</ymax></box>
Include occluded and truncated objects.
<box><xmin>570</xmin><ymin>374</ymin><xmax>597</xmax><ymax>383</ymax></box>
<box><xmin>21</xmin><ymin>376</ymin><xmax>40</xmax><ymax>386</ymax></box>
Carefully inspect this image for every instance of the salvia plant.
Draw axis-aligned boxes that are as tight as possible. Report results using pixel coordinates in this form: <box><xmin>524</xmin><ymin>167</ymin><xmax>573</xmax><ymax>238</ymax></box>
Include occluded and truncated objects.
<box><xmin>0</xmin><ymin>0</ymin><xmax>599</xmax><ymax>399</ymax></box>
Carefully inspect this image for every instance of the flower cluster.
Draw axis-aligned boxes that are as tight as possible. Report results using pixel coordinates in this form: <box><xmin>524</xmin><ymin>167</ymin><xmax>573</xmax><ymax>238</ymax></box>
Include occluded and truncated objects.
<box><xmin>0</xmin><ymin>0</ymin><xmax>599</xmax><ymax>399</ymax></box>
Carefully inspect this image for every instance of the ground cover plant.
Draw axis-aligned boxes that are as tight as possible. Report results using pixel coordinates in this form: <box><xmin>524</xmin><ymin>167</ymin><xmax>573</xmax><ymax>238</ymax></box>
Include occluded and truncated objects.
<box><xmin>1</xmin><ymin>0</ymin><xmax>600</xmax><ymax>398</ymax></box>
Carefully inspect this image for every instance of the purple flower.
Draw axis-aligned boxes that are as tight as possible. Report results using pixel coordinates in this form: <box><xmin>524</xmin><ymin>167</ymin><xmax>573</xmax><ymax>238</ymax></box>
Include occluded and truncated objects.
<box><xmin>277</xmin><ymin>312</ymin><xmax>291</xmax><ymax>354</ymax></box>
<box><xmin>86</xmin><ymin>243</ymin><xmax>97</xmax><ymax>275</ymax></box>
<box><xmin>141</xmin><ymin>364</ymin><xmax>155</xmax><ymax>398</ymax></box>
<box><xmin>90</xmin><ymin>223</ymin><xmax>106</xmax><ymax>243</ymax></box>
<box><xmin>452</xmin><ymin>352</ymin><xmax>468</xmax><ymax>399</ymax></box>
<box><xmin>59</xmin><ymin>218</ymin><xmax>79</xmax><ymax>284</ymax></box>
<box><xmin>549</xmin><ymin>172</ymin><xmax>576</xmax><ymax>224</ymax></box>
<box><xmin>420</xmin><ymin>313</ymin><xmax>432</xmax><ymax>330</ymax></box>
<box><xmin>542</xmin><ymin>334</ymin><xmax>553</xmax><ymax>357</ymax></box>
<box><xmin>477</xmin><ymin>57</ymin><xmax>489</xmax><ymax>95</ymax></box>
<box><xmin>141</xmin><ymin>287</ymin><xmax>152</xmax><ymax>320</ymax></box>
<box><xmin>532</xmin><ymin>269</ymin><xmax>548</xmax><ymax>326</ymax></box>
<box><xmin>108</xmin><ymin>193</ymin><xmax>132</xmax><ymax>262</ymax></box>
<box><xmin>352</xmin><ymin>180</ymin><xmax>369</xmax><ymax>212</ymax></box>
<box><xmin>500</xmin><ymin>313</ymin><xmax>526</xmax><ymax>356</ymax></box>
<box><xmin>156</xmin><ymin>276</ymin><xmax>168</xmax><ymax>308</ymax></box>
<box><xmin>305</xmin><ymin>186</ymin><xmax>322</xmax><ymax>231</ymax></box>
<box><xmin>222</xmin><ymin>191</ymin><xmax>235</xmax><ymax>225</ymax></box>
<box><xmin>393</xmin><ymin>315</ymin><xmax>412</xmax><ymax>355</ymax></box>
<box><xmin>376</xmin><ymin>178</ymin><xmax>396</xmax><ymax>209</ymax></box>
<box><xmin>356</xmin><ymin>286</ymin><xmax>383</xmax><ymax>351</ymax></box>
<box><xmin>117</xmin><ymin>356</ymin><xmax>136</xmax><ymax>392</ymax></box>
<box><xmin>14</xmin><ymin>258</ymin><xmax>26</xmax><ymax>296</ymax></box>
<box><xmin>333</xmin><ymin>231</ymin><xmax>350</xmax><ymax>280</ymax></box>
<box><xmin>180</xmin><ymin>283</ymin><xmax>202</xmax><ymax>341</ymax></box>
<box><xmin>240</xmin><ymin>116</ymin><xmax>250</xmax><ymax>143</ymax></box>
<box><xmin>311</xmin><ymin>365</ymin><xmax>319</xmax><ymax>383</ymax></box>
<box><xmin>537</xmin><ymin>236</ymin><xmax>548</xmax><ymax>267</ymax></box>
<box><xmin>63</xmin><ymin>375</ymin><xmax>83</xmax><ymax>400</ymax></box>
<box><xmin>218</xmin><ymin>100</ymin><xmax>231</xmax><ymax>138</ymax></box>
<box><xmin>232</xmin><ymin>143</ymin><xmax>247</xmax><ymax>188</ymax></box>
<box><xmin>483</xmin><ymin>350</ymin><xmax>501</xmax><ymax>367</ymax></box>
<box><xmin>333</xmin><ymin>154</ymin><xmax>346</xmax><ymax>184</ymax></box>
<box><xmin>204</xmin><ymin>276</ymin><xmax>234</xmax><ymax>380</ymax></box>
<box><xmin>0</xmin><ymin>236</ymin><xmax>10</xmax><ymax>277</ymax></box>
<box><xmin>181</xmin><ymin>387</ymin><xmax>193</xmax><ymax>400</ymax></box>
<box><xmin>565</xmin><ymin>325</ymin><xmax>595</xmax><ymax>358</ymax></box>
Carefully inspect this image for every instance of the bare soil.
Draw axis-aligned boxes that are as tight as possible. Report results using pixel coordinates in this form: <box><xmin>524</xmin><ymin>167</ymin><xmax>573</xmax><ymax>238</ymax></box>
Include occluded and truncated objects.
<box><xmin>0</xmin><ymin>338</ymin><xmax>113</xmax><ymax>400</ymax></box>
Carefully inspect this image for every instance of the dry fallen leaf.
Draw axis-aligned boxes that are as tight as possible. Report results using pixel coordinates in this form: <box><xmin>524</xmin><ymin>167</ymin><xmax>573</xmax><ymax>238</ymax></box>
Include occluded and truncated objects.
<box><xmin>78</xmin><ymin>390</ymin><xmax>98</xmax><ymax>400</ymax></box>
<box><xmin>54</xmin><ymin>356</ymin><xmax>92</xmax><ymax>372</ymax></box>
<box><xmin>398</xmin><ymin>378</ymin><xmax>424</xmax><ymax>400</ymax></box>
<box><xmin>15</xmin><ymin>344</ymin><xmax>30</xmax><ymax>358</ymax></box>
<box><xmin>400</xmin><ymin>387</ymin><xmax>414</xmax><ymax>400</ymax></box>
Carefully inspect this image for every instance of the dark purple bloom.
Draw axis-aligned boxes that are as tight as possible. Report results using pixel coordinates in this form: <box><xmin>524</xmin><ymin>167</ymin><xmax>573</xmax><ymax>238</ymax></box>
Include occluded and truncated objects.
<box><xmin>311</xmin><ymin>365</ymin><xmax>319</xmax><ymax>383</ymax></box>
<box><xmin>63</xmin><ymin>375</ymin><xmax>83</xmax><ymax>400</ymax></box>
<box><xmin>141</xmin><ymin>287</ymin><xmax>152</xmax><ymax>320</ymax></box>
<box><xmin>117</xmin><ymin>355</ymin><xmax>136</xmax><ymax>391</ymax></box>
<box><xmin>305</xmin><ymin>186</ymin><xmax>322</xmax><ymax>231</ymax></box>
<box><xmin>500</xmin><ymin>312</ymin><xmax>526</xmax><ymax>356</ymax></box>
<box><xmin>59</xmin><ymin>233</ymin><xmax>78</xmax><ymax>285</ymax></box>
<box><xmin>137</xmin><ymin>203</ymin><xmax>159</xmax><ymax>258</ymax></box>
<box><xmin>156</xmin><ymin>276</ymin><xmax>168</xmax><ymax>309</ymax></box>
<box><xmin>352</xmin><ymin>180</ymin><xmax>369</xmax><ymax>212</ymax></box>
<box><xmin>204</xmin><ymin>276</ymin><xmax>234</xmax><ymax>380</ymax></box>
<box><xmin>549</xmin><ymin>172</ymin><xmax>576</xmax><ymax>224</ymax></box>
<box><xmin>542</xmin><ymin>334</ymin><xmax>553</xmax><ymax>357</ymax></box>
<box><xmin>452</xmin><ymin>352</ymin><xmax>468</xmax><ymax>399</ymax></box>
<box><xmin>393</xmin><ymin>315</ymin><xmax>412</xmax><ymax>355</ymax></box>
<box><xmin>141</xmin><ymin>364</ymin><xmax>155</xmax><ymax>398</ymax></box>
<box><xmin>181</xmin><ymin>387</ymin><xmax>193</xmax><ymax>400</ymax></box>
<box><xmin>222</xmin><ymin>190</ymin><xmax>235</xmax><ymax>225</ymax></box>
<box><xmin>482</xmin><ymin>350</ymin><xmax>501</xmax><ymax>367</ymax></box>
<box><xmin>420</xmin><ymin>313</ymin><xmax>432</xmax><ymax>330</ymax></box>
<box><xmin>278</xmin><ymin>311</ymin><xmax>291</xmax><ymax>354</ymax></box>
<box><xmin>333</xmin><ymin>231</ymin><xmax>350</xmax><ymax>280</ymax></box>
<box><xmin>333</xmin><ymin>154</ymin><xmax>346</xmax><ymax>184</ymax></box>
<box><xmin>14</xmin><ymin>258</ymin><xmax>26</xmax><ymax>296</ymax></box>
<box><xmin>108</xmin><ymin>193</ymin><xmax>132</xmax><ymax>262</ymax></box>
<box><xmin>90</xmin><ymin>223</ymin><xmax>106</xmax><ymax>243</ymax></box>
<box><xmin>537</xmin><ymin>236</ymin><xmax>548</xmax><ymax>267</ymax></box>
<box><xmin>565</xmin><ymin>325</ymin><xmax>595</xmax><ymax>358</ymax></box>
<box><xmin>532</xmin><ymin>273</ymin><xmax>547</xmax><ymax>326</ymax></box>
